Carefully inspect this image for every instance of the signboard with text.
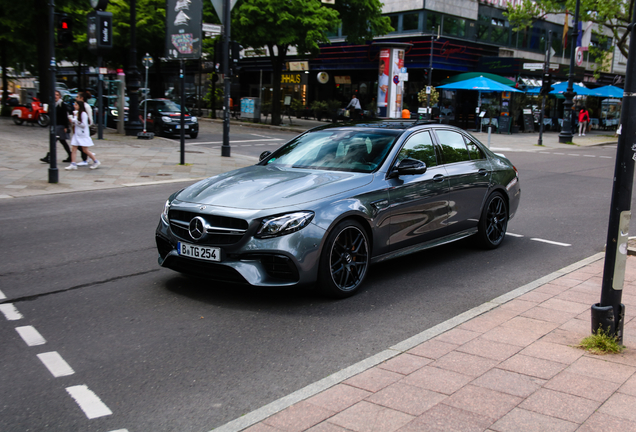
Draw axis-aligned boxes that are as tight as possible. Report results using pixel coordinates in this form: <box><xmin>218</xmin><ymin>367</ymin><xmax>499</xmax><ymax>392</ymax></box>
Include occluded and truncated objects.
<box><xmin>165</xmin><ymin>0</ymin><xmax>203</xmax><ymax>60</ymax></box>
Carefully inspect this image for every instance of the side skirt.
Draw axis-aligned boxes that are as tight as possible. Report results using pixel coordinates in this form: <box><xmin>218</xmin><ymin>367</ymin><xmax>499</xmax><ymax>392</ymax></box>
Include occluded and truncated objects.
<box><xmin>371</xmin><ymin>228</ymin><xmax>478</xmax><ymax>265</ymax></box>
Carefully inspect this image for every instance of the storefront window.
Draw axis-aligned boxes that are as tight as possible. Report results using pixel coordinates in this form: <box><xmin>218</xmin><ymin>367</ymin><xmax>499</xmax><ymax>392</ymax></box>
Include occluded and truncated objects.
<box><xmin>426</xmin><ymin>13</ymin><xmax>441</xmax><ymax>32</ymax></box>
<box><xmin>443</xmin><ymin>17</ymin><xmax>466</xmax><ymax>37</ymax></box>
<box><xmin>403</xmin><ymin>12</ymin><xmax>420</xmax><ymax>32</ymax></box>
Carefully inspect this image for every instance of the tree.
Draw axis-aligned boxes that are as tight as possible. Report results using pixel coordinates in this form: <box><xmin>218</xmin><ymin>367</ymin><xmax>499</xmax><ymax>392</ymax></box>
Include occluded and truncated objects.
<box><xmin>232</xmin><ymin>0</ymin><xmax>391</xmax><ymax>125</ymax></box>
<box><xmin>505</xmin><ymin>0</ymin><xmax>632</xmax><ymax>60</ymax></box>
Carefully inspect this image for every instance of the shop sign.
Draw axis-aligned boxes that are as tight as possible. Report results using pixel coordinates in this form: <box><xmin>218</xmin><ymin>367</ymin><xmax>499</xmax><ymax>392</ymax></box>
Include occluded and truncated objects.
<box><xmin>281</xmin><ymin>73</ymin><xmax>305</xmax><ymax>85</ymax></box>
<box><xmin>335</xmin><ymin>76</ymin><xmax>351</xmax><ymax>85</ymax></box>
<box><xmin>288</xmin><ymin>61</ymin><xmax>309</xmax><ymax>71</ymax></box>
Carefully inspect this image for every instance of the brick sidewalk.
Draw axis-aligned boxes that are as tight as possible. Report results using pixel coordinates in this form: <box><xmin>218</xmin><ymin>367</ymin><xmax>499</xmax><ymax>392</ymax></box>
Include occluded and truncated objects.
<box><xmin>215</xmin><ymin>254</ymin><xmax>635</xmax><ymax>432</ymax></box>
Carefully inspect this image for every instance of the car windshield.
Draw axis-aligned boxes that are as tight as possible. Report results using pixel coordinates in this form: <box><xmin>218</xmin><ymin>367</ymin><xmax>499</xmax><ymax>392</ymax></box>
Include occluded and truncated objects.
<box><xmin>157</xmin><ymin>100</ymin><xmax>187</xmax><ymax>113</ymax></box>
<box><xmin>264</xmin><ymin>129</ymin><xmax>400</xmax><ymax>173</ymax></box>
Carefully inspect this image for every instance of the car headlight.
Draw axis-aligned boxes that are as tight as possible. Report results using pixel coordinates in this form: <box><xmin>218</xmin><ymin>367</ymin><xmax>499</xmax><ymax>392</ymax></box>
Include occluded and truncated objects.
<box><xmin>162</xmin><ymin>116</ymin><xmax>172</xmax><ymax>123</ymax></box>
<box><xmin>191</xmin><ymin>116</ymin><xmax>198</xmax><ymax>123</ymax></box>
<box><xmin>256</xmin><ymin>211</ymin><xmax>315</xmax><ymax>239</ymax></box>
<box><xmin>110</xmin><ymin>109</ymin><xmax>118</xmax><ymax>117</ymax></box>
<box><xmin>161</xmin><ymin>199</ymin><xmax>170</xmax><ymax>224</ymax></box>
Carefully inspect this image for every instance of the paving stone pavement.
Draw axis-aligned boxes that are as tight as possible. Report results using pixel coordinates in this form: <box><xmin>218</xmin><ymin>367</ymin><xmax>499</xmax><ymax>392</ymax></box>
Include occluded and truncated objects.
<box><xmin>2</xmin><ymin>114</ymin><xmax>632</xmax><ymax>432</ymax></box>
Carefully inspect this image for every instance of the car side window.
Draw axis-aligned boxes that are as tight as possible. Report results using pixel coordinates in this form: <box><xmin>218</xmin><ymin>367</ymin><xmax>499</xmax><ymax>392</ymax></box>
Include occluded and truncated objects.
<box><xmin>464</xmin><ymin>136</ymin><xmax>485</xmax><ymax>160</ymax></box>
<box><xmin>436</xmin><ymin>130</ymin><xmax>470</xmax><ymax>164</ymax></box>
<box><xmin>397</xmin><ymin>131</ymin><xmax>437</xmax><ymax>167</ymax></box>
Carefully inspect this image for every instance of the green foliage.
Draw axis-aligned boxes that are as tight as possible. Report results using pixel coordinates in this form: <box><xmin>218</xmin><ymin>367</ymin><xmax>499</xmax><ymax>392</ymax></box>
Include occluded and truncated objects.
<box><xmin>326</xmin><ymin>99</ymin><xmax>341</xmax><ymax>113</ymax></box>
<box><xmin>505</xmin><ymin>0</ymin><xmax>633</xmax><ymax>58</ymax></box>
<box><xmin>310</xmin><ymin>100</ymin><xmax>328</xmax><ymax>112</ymax></box>
<box><xmin>579</xmin><ymin>328</ymin><xmax>624</xmax><ymax>354</ymax></box>
<box><xmin>204</xmin><ymin>81</ymin><xmax>223</xmax><ymax>107</ymax></box>
<box><xmin>417</xmin><ymin>87</ymin><xmax>439</xmax><ymax>107</ymax></box>
<box><xmin>290</xmin><ymin>98</ymin><xmax>305</xmax><ymax>112</ymax></box>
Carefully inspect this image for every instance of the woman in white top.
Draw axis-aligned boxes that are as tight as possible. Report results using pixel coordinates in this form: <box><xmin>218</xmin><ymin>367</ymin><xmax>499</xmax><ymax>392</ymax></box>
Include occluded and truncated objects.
<box><xmin>65</xmin><ymin>100</ymin><xmax>101</xmax><ymax>170</ymax></box>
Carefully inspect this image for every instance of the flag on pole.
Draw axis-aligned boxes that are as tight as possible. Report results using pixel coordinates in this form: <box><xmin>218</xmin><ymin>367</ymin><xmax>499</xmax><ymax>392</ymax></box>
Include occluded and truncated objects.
<box><xmin>580</xmin><ymin>22</ymin><xmax>593</xmax><ymax>51</ymax></box>
<box><xmin>562</xmin><ymin>11</ymin><xmax>569</xmax><ymax>50</ymax></box>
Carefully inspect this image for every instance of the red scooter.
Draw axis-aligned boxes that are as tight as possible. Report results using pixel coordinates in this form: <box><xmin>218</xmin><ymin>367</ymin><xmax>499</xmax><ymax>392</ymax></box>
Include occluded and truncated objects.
<box><xmin>11</xmin><ymin>97</ymin><xmax>50</xmax><ymax>127</ymax></box>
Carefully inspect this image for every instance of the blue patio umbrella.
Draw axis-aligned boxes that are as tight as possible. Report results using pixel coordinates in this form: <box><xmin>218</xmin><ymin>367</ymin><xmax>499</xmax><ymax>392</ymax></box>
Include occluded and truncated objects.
<box><xmin>591</xmin><ymin>85</ymin><xmax>623</xmax><ymax>98</ymax></box>
<box><xmin>525</xmin><ymin>81</ymin><xmax>595</xmax><ymax>96</ymax></box>
<box><xmin>436</xmin><ymin>76</ymin><xmax>522</xmax><ymax>92</ymax></box>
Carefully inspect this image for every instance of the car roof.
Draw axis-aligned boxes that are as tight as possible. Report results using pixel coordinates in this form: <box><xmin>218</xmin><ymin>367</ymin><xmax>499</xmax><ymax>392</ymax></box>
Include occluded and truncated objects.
<box><xmin>309</xmin><ymin>120</ymin><xmax>457</xmax><ymax>133</ymax></box>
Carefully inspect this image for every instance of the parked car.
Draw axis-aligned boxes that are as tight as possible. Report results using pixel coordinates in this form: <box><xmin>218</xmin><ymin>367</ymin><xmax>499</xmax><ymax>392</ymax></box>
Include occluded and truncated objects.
<box><xmin>100</xmin><ymin>95</ymin><xmax>129</xmax><ymax>129</ymax></box>
<box><xmin>139</xmin><ymin>98</ymin><xmax>199</xmax><ymax>138</ymax></box>
<box><xmin>155</xmin><ymin>121</ymin><xmax>521</xmax><ymax>298</ymax></box>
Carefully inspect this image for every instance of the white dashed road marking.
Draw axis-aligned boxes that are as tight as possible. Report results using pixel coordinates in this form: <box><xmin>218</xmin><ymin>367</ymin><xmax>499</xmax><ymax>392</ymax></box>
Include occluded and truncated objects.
<box><xmin>66</xmin><ymin>385</ymin><xmax>113</xmax><ymax>419</ymax></box>
<box><xmin>531</xmin><ymin>238</ymin><xmax>572</xmax><ymax>247</ymax></box>
<box><xmin>37</xmin><ymin>352</ymin><xmax>75</xmax><ymax>377</ymax></box>
<box><xmin>15</xmin><ymin>325</ymin><xmax>46</xmax><ymax>346</ymax></box>
<box><xmin>0</xmin><ymin>303</ymin><xmax>23</xmax><ymax>321</ymax></box>
<box><xmin>0</xmin><ymin>289</ymin><xmax>6</xmax><ymax>300</ymax></box>
<box><xmin>506</xmin><ymin>233</ymin><xmax>524</xmax><ymax>237</ymax></box>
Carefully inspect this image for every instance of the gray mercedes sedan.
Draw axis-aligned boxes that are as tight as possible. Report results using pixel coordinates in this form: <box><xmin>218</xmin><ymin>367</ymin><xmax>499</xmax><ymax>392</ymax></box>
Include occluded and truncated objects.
<box><xmin>156</xmin><ymin>121</ymin><xmax>520</xmax><ymax>298</ymax></box>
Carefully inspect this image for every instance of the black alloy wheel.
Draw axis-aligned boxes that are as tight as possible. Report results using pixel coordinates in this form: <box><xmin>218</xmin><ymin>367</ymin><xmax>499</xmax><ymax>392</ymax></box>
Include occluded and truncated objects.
<box><xmin>319</xmin><ymin>220</ymin><xmax>370</xmax><ymax>298</ymax></box>
<box><xmin>477</xmin><ymin>192</ymin><xmax>508</xmax><ymax>249</ymax></box>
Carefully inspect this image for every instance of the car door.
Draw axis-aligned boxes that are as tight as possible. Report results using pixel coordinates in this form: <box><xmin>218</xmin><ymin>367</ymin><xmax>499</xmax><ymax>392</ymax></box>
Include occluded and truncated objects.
<box><xmin>433</xmin><ymin>129</ymin><xmax>492</xmax><ymax>234</ymax></box>
<box><xmin>387</xmin><ymin>130</ymin><xmax>450</xmax><ymax>251</ymax></box>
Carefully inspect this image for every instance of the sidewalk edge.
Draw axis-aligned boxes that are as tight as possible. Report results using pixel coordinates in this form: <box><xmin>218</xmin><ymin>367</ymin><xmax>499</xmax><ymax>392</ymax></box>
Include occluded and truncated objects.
<box><xmin>209</xmin><ymin>251</ymin><xmax>606</xmax><ymax>432</ymax></box>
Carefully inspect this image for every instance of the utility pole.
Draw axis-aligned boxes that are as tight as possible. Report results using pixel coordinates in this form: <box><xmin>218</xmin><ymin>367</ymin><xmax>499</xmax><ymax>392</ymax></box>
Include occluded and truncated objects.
<box><xmin>592</xmin><ymin>4</ymin><xmax>636</xmax><ymax>345</ymax></box>
<box><xmin>48</xmin><ymin>0</ymin><xmax>58</xmax><ymax>183</ymax></box>
<box><xmin>426</xmin><ymin>27</ymin><xmax>435</xmax><ymax>120</ymax></box>
<box><xmin>558</xmin><ymin>0</ymin><xmax>580</xmax><ymax>143</ymax></box>
<box><xmin>221</xmin><ymin>0</ymin><xmax>231</xmax><ymax>157</ymax></box>
<box><xmin>538</xmin><ymin>31</ymin><xmax>552</xmax><ymax>146</ymax></box>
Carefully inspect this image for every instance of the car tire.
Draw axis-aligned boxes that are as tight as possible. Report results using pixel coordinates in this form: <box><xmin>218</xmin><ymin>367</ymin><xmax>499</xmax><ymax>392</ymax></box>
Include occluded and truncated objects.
<box><xmin>189</xmin><ymin>132</ymin><xmax>198</xmax><ymax>139</ymax></box>
<box><xmin>12</xmin><ymin>116</ymin><xmax>23</xmax><ymax>125</ymax></box>
<box><xmin>318</xmin><ymin>219</ymin><xmax>370</xmax><ymax>298</ymax></box>
<box><xmin>476</xmin><ymin>192</ymin><xmax>508</xmax><ymax>249</ymax></box>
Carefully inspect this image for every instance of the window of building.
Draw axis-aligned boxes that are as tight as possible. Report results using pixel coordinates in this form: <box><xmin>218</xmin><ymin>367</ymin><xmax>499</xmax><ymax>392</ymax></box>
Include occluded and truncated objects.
<box><xmin>389</xmin><ymin>15</ymin><xmax>399</xmax><ymax>33</ymax></box>
<box><xmin>490</xmin><ymin>18</ymin><xmax>509</xmax><ymax>45</ymax></box>
<box><xmin>403</xmin><ymin>12</ymin><xmax>420</xmax><ymax>32</ymax></box>
<box><xmin>426</xmin><ymin>13</ymin><xmax>442</xmax><ymax>32</ymax></box>
<box><xmin>443</xmin><ymin>16</ymin><xmax>466</xmax><ymax>37</ymax></box>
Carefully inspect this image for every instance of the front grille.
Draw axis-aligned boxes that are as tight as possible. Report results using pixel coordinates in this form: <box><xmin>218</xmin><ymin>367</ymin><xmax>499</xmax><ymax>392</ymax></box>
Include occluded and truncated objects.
<box><xmin>168</xmin><ymin>209</ymin><xmax>248</xmax><ymax>245</ymax></box>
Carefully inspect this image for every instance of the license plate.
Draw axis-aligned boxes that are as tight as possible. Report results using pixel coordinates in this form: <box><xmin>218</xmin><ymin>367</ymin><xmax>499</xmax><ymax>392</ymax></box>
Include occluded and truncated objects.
<box><xmin>177</xmin><ymin>242</ymin><xmax>221</xmax><ymax>261</ymax></box>
<box><xmin>175</xmin><ymin>124</ymin><xmax>189</xmax><ymax>129</ymax></box>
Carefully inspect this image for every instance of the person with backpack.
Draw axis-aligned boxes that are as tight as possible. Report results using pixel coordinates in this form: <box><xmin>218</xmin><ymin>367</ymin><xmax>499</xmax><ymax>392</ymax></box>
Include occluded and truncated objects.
<box><xmin>578</xmin><ymin>107</ymin><xmax>590</xmax><ymax>137</ymax></box>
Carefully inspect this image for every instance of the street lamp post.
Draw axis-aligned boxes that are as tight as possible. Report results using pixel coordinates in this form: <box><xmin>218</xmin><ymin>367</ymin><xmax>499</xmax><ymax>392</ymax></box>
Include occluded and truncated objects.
<box><xmin>47</xmin><ymin>0</ymin><xmax>58</xmax><ymax>183</ymax></box>
<box><xmin>124</xmin><ymin>0</ymin><xmax>143</xmax><ymax>136</ymax></box>
<box><xmin>558</xmin><ymin>0</ymin><xmax>580</xmax><ymax>143</ymax></box>
<box><xmin>426</xmin><ymin>27</ymin><xmax>436</xmax><ymax>120</ymax></box>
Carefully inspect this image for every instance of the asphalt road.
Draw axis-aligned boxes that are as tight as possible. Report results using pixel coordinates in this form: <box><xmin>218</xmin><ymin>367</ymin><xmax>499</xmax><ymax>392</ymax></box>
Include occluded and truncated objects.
<box><xmin>0</xmin><ymin>141</ymin><xmax>632</xmax><ymax>432</ymax></box>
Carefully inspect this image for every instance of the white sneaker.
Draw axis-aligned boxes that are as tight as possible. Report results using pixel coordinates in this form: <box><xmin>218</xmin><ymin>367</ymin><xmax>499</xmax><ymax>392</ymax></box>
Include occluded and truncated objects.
<box><xmin>582</xmin><ymin>133</ymin><xmax>586</xmax><ymax>136</ymax></box>
<box><xmin>90</xmin><ymin>160</ymin><xmax>101</xmax><ymax>170</ymax></box>
<box><xmin>65</xmin><ymin>163</ymin><xmax>77</xmax><ymax>170</ymax></box>
<box><xmin>76</xmin><ymin>161</ymin><xmax>89</xmax><ymax>167</ymax></box>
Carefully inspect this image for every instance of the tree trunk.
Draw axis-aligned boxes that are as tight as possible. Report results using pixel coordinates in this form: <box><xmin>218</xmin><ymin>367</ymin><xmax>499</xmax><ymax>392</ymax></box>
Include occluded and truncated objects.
<box><xmin>268</xmin><ymin>44</ymin><xmax>287</xmax><ymax>126</ymax></box>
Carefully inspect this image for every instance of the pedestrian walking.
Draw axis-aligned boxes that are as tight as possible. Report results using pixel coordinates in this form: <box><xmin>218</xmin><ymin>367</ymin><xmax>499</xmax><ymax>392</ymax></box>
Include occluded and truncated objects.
<box><xmin>75</xmin><ymin>91</ymin><xmax>94</xmax><ymax>166</ymax></box>
<box><xmin>65</xmin><ymin>100</ymin><xmax>100</xmax><ymax>171</ymax></box>
<box><xmin>578</xmin><ymin>106</ymin><xmax>590</xmax><ymax>136</ymax></box>
<box><xmin>40</xmin><ymin>90</ymin><xmax>72</xmax><ymax>163</ymax></box>
<box><xmin>346</xmin><ymin>94</ymin><xmax>362</xmax><ymax>120</ymax></box>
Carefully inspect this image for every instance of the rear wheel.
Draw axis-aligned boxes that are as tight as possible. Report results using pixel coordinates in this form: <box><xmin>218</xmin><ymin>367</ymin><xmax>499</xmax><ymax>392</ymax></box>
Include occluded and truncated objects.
<box><xmin>13</xmin><ymin>116</ymin><xmax>23</xmax><ymax>125</ymax></box>
<box><xmin>477</xmin><ymin>192</ymin><xmax>508</xmax><ymax>249</ymax></box>
<box><xmin>38</xmin><ymin>114</ymin><xmax>50</xmax><ymax>127</ymax></box>
<box><xmin>318</xmin><ymin>220</ymin><xmax>370</xmax><ymax>298</ymax></box>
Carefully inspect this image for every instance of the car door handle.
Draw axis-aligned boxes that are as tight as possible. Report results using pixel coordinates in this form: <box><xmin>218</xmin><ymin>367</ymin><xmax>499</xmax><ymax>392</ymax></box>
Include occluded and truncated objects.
<box><xmin>478</xmin><ymin>169</ymin><xmax>488</xmax><ymax>176</ymax></box>
<box><xmin>433</xmin><ymin>174</ymin><xmax>445</xmax><ymax>182</ymax></box>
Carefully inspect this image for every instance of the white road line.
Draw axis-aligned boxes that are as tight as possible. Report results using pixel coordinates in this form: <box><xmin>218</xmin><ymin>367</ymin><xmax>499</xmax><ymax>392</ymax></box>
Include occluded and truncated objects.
<box><xmin>506</xmin><ymin>233</ymin><xmax>524</xmax><ymax>237</ymax></box>
<box><xmin>108</xmin><ymin>430</ymin><xmax>130</xmax><ymax>432</ymax></box>
<box><xmin>553</xmin><ymin>152</ymin><xmax>565</xmax><ymax>155</ymax></box>
<box><xmin>188</xmin><ymin>138</ymin><xmax>283</xmax><ymax>146</ymax></box>
<box><xmin>567</xmin><ymin>154</ymin><xmax>580</xmax><ymax>157</ymax></box>
<box><xmin>37</xmin><ymin>352</ymin><xmax>75</xmax><ymax>377</ymax></box>
<box><xmin>583</xmin><ymin>155</ymin><xmax>596</xmax><ymax>157</ymax></box>
<box><xmin>0</xmin><ymin>289</ymin><xmax>6</xmax><ymax>300</ymax></box>
<box><xmin>66</xmin><ymin>385</ymin><xmax>113</xmax><ymax>419</ymax></box>
<box><xmin>600</xmin><ymin>156</ymin><xmax>612</xmax><ymax>159</ymax></box>
<box><xmin>15</xmin><ymin>326</ymin><xmax>46</xmax><ymax>346</ymax></box>
<box><xmin>0</xmin><ymin>303</ymin><xmax>23</xmax><ymax>321</ymax></box>
<box><xmin>531</xmin><ymin>238</ymin><xmax>572</xmax><ymax>247</ymax></box>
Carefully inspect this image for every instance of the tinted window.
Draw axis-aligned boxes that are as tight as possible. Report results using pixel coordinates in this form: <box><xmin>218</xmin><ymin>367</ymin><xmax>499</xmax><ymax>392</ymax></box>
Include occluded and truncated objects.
<box><xmin>403</xmin><ymin>13</ymin><xmax>420</xmax><ymax>31</ymax></box>
<box><xmin>397</xmin><ymin>131</ymin><xmax>437</xmax><ymax>167</ymax></box>
<box><xmin>465</xmin><ymin>137</ymin><xmax>485</xmax><ymax>160</ymax></box>
<box><xmin>436</xmin><ymin>130</ymin><xmax>470</xmax><ymax>164</ymax></box>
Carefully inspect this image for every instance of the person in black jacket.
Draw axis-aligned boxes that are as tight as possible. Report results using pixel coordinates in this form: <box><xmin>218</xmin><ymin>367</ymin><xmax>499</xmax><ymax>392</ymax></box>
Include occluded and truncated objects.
<box><xmin>40</xmin><ymin>91</ymin><xmax>72</xmax><ymax>163</ymax></box>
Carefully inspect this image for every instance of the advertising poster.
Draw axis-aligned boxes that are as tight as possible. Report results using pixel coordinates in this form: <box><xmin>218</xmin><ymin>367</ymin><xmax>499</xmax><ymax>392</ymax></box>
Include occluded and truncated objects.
<box><xmin>389</xmin><ymin>48</ymin><xmax>405</xmax><ymax>118</ymax></box>
<box><xmin>377</xmin><ymin>49</ymin><xmax>390</xmax><ymax>117</ymax></box>
<box><xmin>165</xmin><ymin>0</ymin><xmax>203</xmax><ymax>60</ymax></box>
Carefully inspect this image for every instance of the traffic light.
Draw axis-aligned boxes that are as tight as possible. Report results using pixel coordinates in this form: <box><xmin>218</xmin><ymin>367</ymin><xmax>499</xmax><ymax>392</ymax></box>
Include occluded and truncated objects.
<box><xmin>57</xmin><ymin>15</ymin><xmax>73</xmax><ymax>47</ymax></box>
<box><xmin>540</xmin><ymin>73</ymin><xmax>554</xmax><ymax>96</ymax></box>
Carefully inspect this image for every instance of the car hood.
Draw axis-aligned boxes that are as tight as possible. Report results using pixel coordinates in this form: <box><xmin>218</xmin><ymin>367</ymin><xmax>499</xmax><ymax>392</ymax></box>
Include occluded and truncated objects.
<box><xmin>176</xmin><ymin>165</ymin><xmax>373</xmax><ymax>209</ymax></box>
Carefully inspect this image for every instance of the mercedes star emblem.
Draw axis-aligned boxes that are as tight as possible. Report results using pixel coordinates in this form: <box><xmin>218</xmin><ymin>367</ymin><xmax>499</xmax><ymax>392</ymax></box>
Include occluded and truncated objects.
<box><xmin>189</xmin><ymin>216</ymin><xmax>206</xmax><ymax>240</ymax></box>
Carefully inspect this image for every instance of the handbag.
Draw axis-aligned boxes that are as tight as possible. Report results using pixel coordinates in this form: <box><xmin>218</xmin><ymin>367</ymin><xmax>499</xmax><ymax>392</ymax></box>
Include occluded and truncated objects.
<box><xmin>89</xmin><ymin>124</ymin><xmax>97</xmax><ymax>136</ymax></box>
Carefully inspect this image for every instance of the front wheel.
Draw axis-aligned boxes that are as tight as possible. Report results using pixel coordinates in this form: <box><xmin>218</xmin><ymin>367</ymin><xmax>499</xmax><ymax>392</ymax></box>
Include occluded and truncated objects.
<box><xmin>13</xmin><ymin>116</ymin><xmax>23</xmax><ymax>125</ymax></box>
<box><xmin>476</xmin><ymin>192</ymin><xmax>508</xmax><ymax>249</ymax></box>
<box><xmin>38</xmin><ymin>114</ymin><xmax>50</xmax><ymax>127</ymax></box>
<box><xmin>318</xmin><ymin>220</ymin><xmax>370</xmax><ymax>298</ymax></box>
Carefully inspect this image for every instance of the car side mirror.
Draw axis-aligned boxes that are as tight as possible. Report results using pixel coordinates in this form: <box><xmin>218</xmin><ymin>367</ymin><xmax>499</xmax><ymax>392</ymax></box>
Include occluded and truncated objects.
<box><xmin>259</xmin><ymin>151</ymin><xmax>272</xmax><ymax>162</ymax></box>
<box><xmin>395</xmin><ymin>158</ymin><xmax>427</xmax><ymax>176</ymax></box>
